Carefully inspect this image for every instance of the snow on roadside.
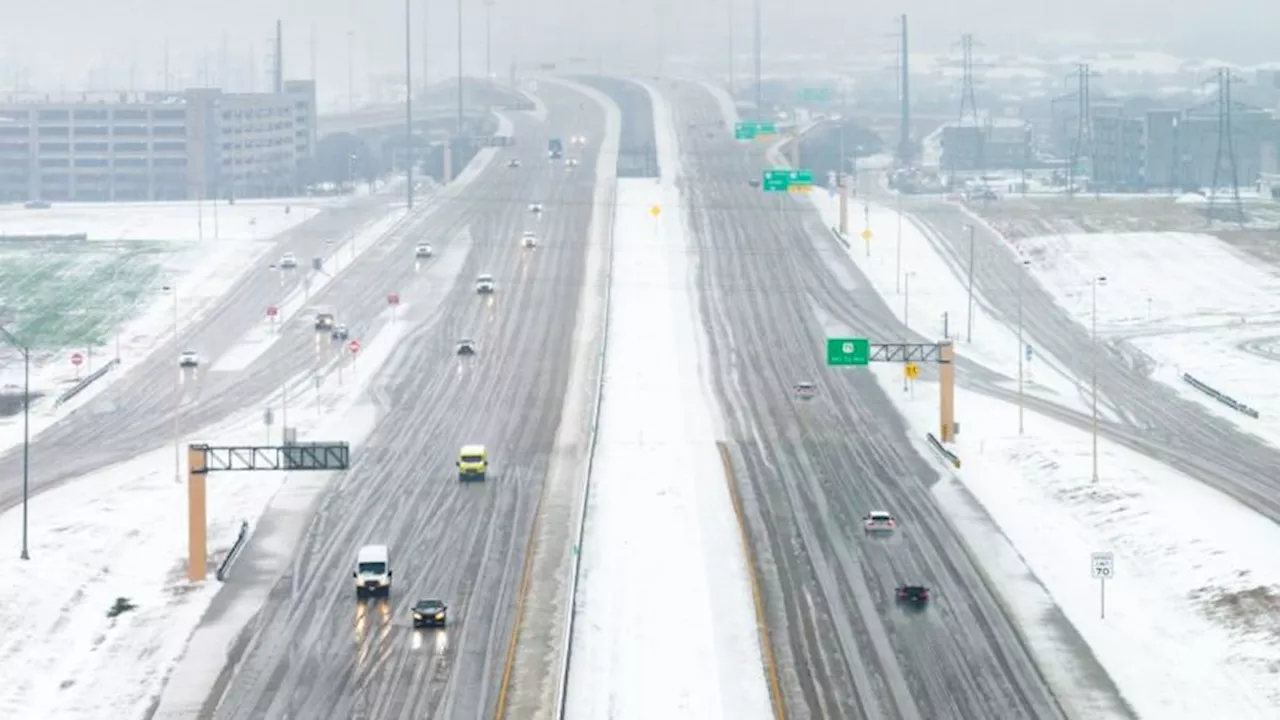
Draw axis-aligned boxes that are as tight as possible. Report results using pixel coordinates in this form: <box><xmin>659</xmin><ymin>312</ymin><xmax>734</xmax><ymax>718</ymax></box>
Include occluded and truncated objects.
<box><xmin>0</xmin><ymin>199</ymin><xmax>321</xmax><ymax>242</ymax></box>
<box><xmin>800</xmin><ymin>186</ymin><xmax>1095</xmax><ymax>415</ymax></box>
<box><xmin>564</xmin><ymin>83</ymin><xmax>771</xmax><ymax>720</ymax></box>
<box><xmin>872</xmin><ymin>362</ymin><xmax>1280</xmax><ymax>719</ymax></box>
<box><xmin>0</xmin><ymin>305</ymin><xmax>408</xmax><ymax>720</ymax></box>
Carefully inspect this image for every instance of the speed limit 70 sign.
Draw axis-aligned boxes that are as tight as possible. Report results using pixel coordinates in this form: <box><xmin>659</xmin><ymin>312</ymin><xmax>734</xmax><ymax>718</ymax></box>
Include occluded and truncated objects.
<box><xmin>1090</xmin><ymin>552</ymin><xmax>1114</xmax><ymax>579</ymax></box>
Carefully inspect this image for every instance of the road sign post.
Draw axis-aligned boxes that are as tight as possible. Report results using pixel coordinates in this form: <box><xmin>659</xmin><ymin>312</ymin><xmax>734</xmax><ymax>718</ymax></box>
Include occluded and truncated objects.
<box><xmin>860</xmin><ymin>227</ymin><xmax>873</xmax><ymax>257</ymax></box>
<box><xmin>387</xmin><ymin>293</ymin><xmax>400</xmax><ymax>322</ymax></box>
<box><xmin>267</xmin><ymin>305</ymin><xmax>278</xmax><ymax>333</ymax></box>
<box><xmin>71</xmin><ymin>351</ymin><xmax>83</xmax><ymax>377</ymax></box>
<box><xmin>1091</xmin><ymin>552</ymin><xmax>1114</xmax><ymax>619</ymax></box>
<box><xmin>825</xmin><ymin>338</ymin><xmax>870</xmax><ymax>366</ymax></box>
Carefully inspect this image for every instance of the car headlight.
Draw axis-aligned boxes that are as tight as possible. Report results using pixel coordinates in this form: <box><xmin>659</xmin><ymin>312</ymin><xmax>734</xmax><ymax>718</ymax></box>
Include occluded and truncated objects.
<box><xmin>414</xmin><ymin>613</ymin><xmax>423</xmax><ymax>619</ymax></box>
<box><xmin>379</xmin><ymin>578</ymin><xmax>390</xmax><ymax>586</ymax></box>
<box><xmin>434</xmin><ymin>613</ymin><xmax>445</xmax><ymax>619</ymax></box>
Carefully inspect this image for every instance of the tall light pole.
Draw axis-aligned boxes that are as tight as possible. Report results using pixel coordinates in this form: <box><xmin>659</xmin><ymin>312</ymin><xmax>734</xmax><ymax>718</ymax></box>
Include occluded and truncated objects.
<box><xmin>965</xmin><ymin>223</ymin><xmax>976</xmax><ymax>342</ymax></box>
<box><xmin>484</xmin><ymin>0</ymin><xmax>494</xmax><ymax>81</ymax></box>
<box><xmin>346</xmin><ymin>31</ymin><xmax>355</xmax><ymax>114</ymax></box>
<box><xmin>405</xmin><ymin>0</ymin><xmax>414</xmax><ymax>210</ymax></box>
<box><xmin>456</xmin><ymin>0</ymin><xmax>464</xmax><ymax>137</ymax></box>
<box><xmin>1091</xmin><ymin>275</ymin><xmax>1107</xmax><ymax>483</ymax></box>
<box><xmin>1017</xmin><ymin>258</ymin><xmax>1031</xmax><ymax>434</ymax></box>
<box><xmin>752</xmin><ymin>0</ymin><xmax>761</xmax><ymax>121</ymax></box>
<box><xmin>163</xmin><ymin>285</ymin><xmax>180</xmax><ymax>484</ymax></box>
<box><xmin>0</xmin><ymin>325</ymin><xmax>30</xmax><ymax>560</ymax></box>
<box><xmin>902</xmin><ymin>271</ymin><xmax>915</xmax><ymax>392</ymax></box>
<box><xmin>895</xmin><ymin>191</ymin><xmax>904</xmax><ymax>294</ymax></box>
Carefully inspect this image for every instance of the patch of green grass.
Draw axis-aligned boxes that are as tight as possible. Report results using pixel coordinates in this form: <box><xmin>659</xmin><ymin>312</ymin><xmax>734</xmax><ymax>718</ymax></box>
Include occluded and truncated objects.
<box><xmin>0</xmin><ymin>241</ymin><xmax>166</xmax><ymax>351</ymax></box>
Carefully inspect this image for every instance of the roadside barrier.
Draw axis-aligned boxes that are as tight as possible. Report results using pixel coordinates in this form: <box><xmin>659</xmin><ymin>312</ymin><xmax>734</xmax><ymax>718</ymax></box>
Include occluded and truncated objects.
<box><xmin>1181</xmin><ymin>373</ymin><xmax>1259</xmax><ymax>418</ymax></box>
<box><xmin>54</xmin><ymin>358</ymin><xmax>120</xmax><ymax>408</ymax></box>
<box><xmin>926</xmin><ymin>432</ymin><xmax>961</xmax><ymax>469</ymax></box>
<box><xmin>215</xmin><ymin>521</ymin><xmax>250</xmax><ymax>582</ymax></box>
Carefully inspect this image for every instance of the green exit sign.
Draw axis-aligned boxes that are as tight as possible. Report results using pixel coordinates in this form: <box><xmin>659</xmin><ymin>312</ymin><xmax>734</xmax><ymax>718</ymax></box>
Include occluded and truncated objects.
<box><xmin>762</xmin><ymin>169</ymin><xmax>814</xmax><ymax>192</ymax></box>
<box><xmin>826</xmin><ymin>337</ymin><xmax>870</xmax><ymax>366</ymax></box>
<box><xmin>734</xmin><ymin>121</ymin><xmax>778</xmax><ymax>141</ymax></box>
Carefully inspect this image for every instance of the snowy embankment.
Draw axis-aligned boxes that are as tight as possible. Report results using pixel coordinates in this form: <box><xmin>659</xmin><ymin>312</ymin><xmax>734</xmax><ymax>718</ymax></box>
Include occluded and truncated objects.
<box><xmin>563</xmin><ymin>82</ymin><xmax>771</xmax><ymax>719</ymax></box>
<box><xmin>984</xmin><ymin>225</ymin><xmax>1280</xmax><ymax>447</ymax></box>
<box><xmin>787</xmin><ymin>150</ymin><xmax>1280</xmax><ymax>715</ymax></box>
<box><xmin>0</xmin><ymin>306</ymin><xmax>409</xmax><ymax>720</ymax></box>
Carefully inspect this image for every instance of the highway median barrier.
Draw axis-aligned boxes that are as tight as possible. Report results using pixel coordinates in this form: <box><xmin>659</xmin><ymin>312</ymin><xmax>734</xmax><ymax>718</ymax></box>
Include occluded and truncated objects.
<box><xmin>829</xmin><ymin>226</ymin><xmax>849</xmax><ymax>249</ymax></box>
<box><xmin>54</xmin><ymin>357</ymin><xmax>120</xmax><ymax>408</ymax></box>
<box><xmin>1181</xmin><ymin>372</ymin><xmax>1259</xmax><ymax>418</ymax></box>
<box><xmin>215</xmin><ymin>521</ymin><xmax>250</xmax><ymax>582</ymax></box>
<box><xmin>926</xmin><ymin>432</ymin><xmax>961</xmax><ymax>469</ymax></box>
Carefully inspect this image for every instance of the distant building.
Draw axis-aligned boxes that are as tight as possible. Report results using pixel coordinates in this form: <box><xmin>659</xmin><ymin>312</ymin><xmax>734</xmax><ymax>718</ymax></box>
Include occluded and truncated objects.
<box><xmin>1144</xmin><ymin>107</ymin><xmax>1280</xmax><ymax>191</ymax></box>
<box><xmin>940</xmin><ymin>117</ymin><xmax>1031</xmax><ymax>174</ymax></box>
<box><xmin>0</xmin><ymin>84</ymin><xmax>318</xmax><ymax>203</ymax></box>
<box><xmin>1090</xmin><ymin>106</ymin><xmax>1144</xmax><ymax>190</ymax></box>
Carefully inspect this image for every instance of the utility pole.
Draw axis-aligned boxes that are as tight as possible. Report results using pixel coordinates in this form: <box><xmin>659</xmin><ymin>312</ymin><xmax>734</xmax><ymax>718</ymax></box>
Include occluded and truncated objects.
<box><xmin>422</xmin><ymin>0</ymin><xmax>430</xmax><ymax>96</ymax></box>
<box><xmin>1206</xmin><ymin>68</ymin><xmax>1244</xmax><ymax>226</ymax></box>
<box><xmin>457</xmin><ymin>0</ymin><xmax>465</xmax><ymax>137</ymax></box>
<box><xmin>965</xmin><ymin>224</ymin><xmax>976</xmax><ymax>342</ymax></box>
<box><xmin>753</xmin><ymin>0</ymin><xmax>762</xmax><ymax>121</ymax></box>
<box><xmin>1066</xmin><ymin>64</ymin><xmax>1098</xmax><ymax>198</ymax></box>
<box><xmin>897</xmin><ymin>14</ymin><xmax>912</xmax><ymax>165</ymax></box>
<box><xmin>950</xmin><ymin>33</ymin><xmax>981</xmax><ymax>188</ymax></box>
<box><xmin>728</xmin><ymin>0</ymin><xmax>735</xmax><ymax>97</ymax></box>
<box><xmin>405</xmin><ymin>0</ymin><xmax>414</xmax><ymax>209</ymax></box>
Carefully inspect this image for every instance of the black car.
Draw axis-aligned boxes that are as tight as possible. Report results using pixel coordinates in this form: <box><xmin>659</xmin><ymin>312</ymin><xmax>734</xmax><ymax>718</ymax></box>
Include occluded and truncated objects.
<box><xmin>456</xmin><ymin>339</ymin><xmax>476</xmax><ymax>355</ymax></box>
<box><xmin>895</xmin><ymin>585</ymin><xmax>931</xmax><ymax>604</ymax></box>
<box><xmin>331</xmin><ymin>324</ymin><xmax>349</xmax><ymax>340</ymax></box>
<box><xmin>748</xmin><ymin>178</ymin><xmax>761</xmax><ymax>188</ymax></box>
<box><xmin>315</xmin><ymin>313</ymin><xmax>335</xmax><ymax>330</ymax></box>
<box><xmin>412</xmin><ymin>598</ymin><xmax>448</xmax><ymax>627</ymax></box>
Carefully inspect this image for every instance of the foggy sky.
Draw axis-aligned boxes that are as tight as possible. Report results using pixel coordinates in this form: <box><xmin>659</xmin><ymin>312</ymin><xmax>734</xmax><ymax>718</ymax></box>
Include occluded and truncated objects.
<box><xmin>3</xmin><ymin>1</ymin><xmax>1276</xmax><ymax>106</ymax></box>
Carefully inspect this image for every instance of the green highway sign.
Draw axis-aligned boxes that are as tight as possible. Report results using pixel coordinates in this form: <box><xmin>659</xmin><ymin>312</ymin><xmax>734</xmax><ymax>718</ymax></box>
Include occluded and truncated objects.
<box><xmin>798</xmin><ymin>87</ymin><xmax>833</xmax><ymax>102</ymax></box>
<box><xmin>762</xmin><ymin>169</ymin><xmax>815</xmax><ymax>192</ymax></box>
<box><xmin>734</xmin><ymin>121</ymin><xmax>778</xmax><ymax>141</ymax></box>
<box><xmin>826</xmin><ymin>337</ymin><xmax>870</xmax><ymax>366</ymax></box>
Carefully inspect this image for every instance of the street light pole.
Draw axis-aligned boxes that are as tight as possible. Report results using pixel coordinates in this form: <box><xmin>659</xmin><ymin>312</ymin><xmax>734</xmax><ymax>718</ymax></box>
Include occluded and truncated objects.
<box><xmin>164</xmin><ymin>285</ymin><xmax>180</xmax><ymax>484</ymax></box>
<box><xmin>903</xmin><ymin>271</ymin><xmax>914</xmax><ymax>391</ymax></box>
<box><xmin>0</xmin><ymin>326</ymin><xmax>30</xmax><ymax>560</ymax></box>
<box><xmin>1091</xmin><ymin>275</ymin><xmax>1107</xmax><ymax>483</ymax></box>
<box><xmin>1017</xmin><ymin>259</ymin><xmax>1030</xmax><ymax>434</ymax></box>
<box><xmin>484</xmin><ymin>0</ymin><xmax>494</xmax><ymax>81</ymax></box>
<box><xmin>895</xmin><ymin>191</ymin><xmax>903</xmax><ymax>294</ymax></box>
<box><xmin>965</xmin><ymin>223</ymin><xmax>976</xmax><ymax>342</ymax></box>
<box><xmin>405</xmin><ymin>0</ymin><xmax>414</xmax><ymax>210</ymax></box>
<box><xmin>456</xmin><ymin>0</ymin><xmax>464</xmax><ymax>137</ymax></box>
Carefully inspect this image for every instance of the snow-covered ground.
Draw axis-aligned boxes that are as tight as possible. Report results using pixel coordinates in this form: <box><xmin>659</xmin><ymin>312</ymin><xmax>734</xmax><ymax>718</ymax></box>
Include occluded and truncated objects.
<box><xmin>1000</xmin><ymin>228</ymin><xmax>1280</xmax><ymax>446</ymax></box>
<box><xmin>873</xmin><ymin>365</ymin><xmax>1280</xmax><ymax>718</ymax></box>
<box><xmin>0</xmin><ymin>304</ymin><xmax>408</xmax><ymax>720</ymax></box>
<box><xmin>563</xmin><ymin>83</ymin><xmax>771</xmax><ymax>720</ymax></box>
<box><xmin>801</xmin><ymin>184</ymin><xmax>1099</xmax><ymax>416</ymax></box>
<box><xmin>0</xmin><ymin>199</ymin><xmax>326</xmax><ymax>242</ymax></box>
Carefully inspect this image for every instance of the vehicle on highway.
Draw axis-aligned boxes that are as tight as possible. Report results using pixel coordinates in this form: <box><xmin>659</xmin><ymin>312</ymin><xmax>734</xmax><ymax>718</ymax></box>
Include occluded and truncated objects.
<box><xmin>548</xmin><ymin>138</ymin><xmax>563</xmax><ymax>159</ymax></box>
<box><xmin>566</xmin><ymin>158</ymin><xmax>579</xmax><ymax>169</ymax></box>
<box><xmin>475</xmin><ymin>274</ymin><xmax>495</xmax><ymax>294</ymax></box>
<box><xmin>331</xmin><ymin>324</ymin><xmax>349</xmax><ymax>341</ymax></box>
<box><xmin>315</xmin><ymin>312</ymin><xmax>335</xmax><ymax>330</ymax></box>
<box><xmin>415</xmin><ymin>242</ymin><xmax>433</xmax><ymax>258</ymax></box>
<box><xmin>895</xmin><ymin>585</ymin><xmax>930</xmax><ymax>605</ymax></box>
<box><xmin>864</xmin><ymin>510</ymin><xmax>897</xmax><ymax>533</ymax></box>
<box><xmin>178</xmin><ymin>350</ymin><xmax>200</xmax><ymax>368</ymax></box>
<box><xmin>571</xmin><ymin>134</ymin><xmax>587</xmax><ymax>146</ymax></box>
<box><xmin>508</xmin><ymin>158</ymin><xmax>521</xmax><ymax>169</ymax></box>
<box><xmin>456</xmin><ymin>338</ymin><xmax>476</xmax><ymax>355</ymax></box>
<box><xmin>793</xmin><ymin>381</ymin><xmax>816</xmax><ymax>399</ymax></box>
<box><xmin>528</xmin><ymin>203</ymin><xmax>543</xmax><ymax>214</ymax></box>
<box><xmin>748</xmin><ymin>178</ymin><xmax>761</xmax><ymax>188</ymax></box>
<box><xmin>279</xmin><ymin>252</ymin><xmax>298</xmax><ymax>269</ymax></box>
<box><xmin>354</xmin><ymin>544</ymin><xmax>392</xmax><ymax>597</ymax></box>
<box><xmin>521</xmin><ymin>231</ymin><xmax>537</xmax><ymax>248</ymax></box>
<box><xmin>412</xmin><ymin>599</ymin><xmax>448</xmax><ymax>627</ymax></box>
<box><xmin>457</xmin><ymin>444</ymin><xmax>488</xmax><ymax>482</ymax></box>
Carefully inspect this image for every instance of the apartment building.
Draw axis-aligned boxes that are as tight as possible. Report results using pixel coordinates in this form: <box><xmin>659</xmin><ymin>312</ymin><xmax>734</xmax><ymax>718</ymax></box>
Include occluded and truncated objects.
<box><xmin>940</xmin><ymin>118</ymin><xmax>1031</xmax><ymax>173</ymax></box>
<box><xmin>0</xmin><ymin>85</ymin><xmax>316</xmax><ymax>203</ymax></box>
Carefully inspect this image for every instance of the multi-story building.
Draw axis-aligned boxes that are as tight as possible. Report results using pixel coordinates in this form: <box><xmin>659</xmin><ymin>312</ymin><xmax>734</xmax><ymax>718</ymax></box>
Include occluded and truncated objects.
<box><xmin>0</xmin><ymin>84</ymin><xmax>316</xmax><ymax>203</ymax></box>
<box><xmin>1144</xmin><ymin>107</ymin><xmax>1280</xmax><ymax>191</ymax></box>
<box><xmin>940</xmin><ymin>117</ymin><xmax>1031</xmax><ymax>173</ymax></box>
<box><xmin>1090</xmin><ymin>106</ymin><xmax>1145</xmax><ymax>190</ymax></box>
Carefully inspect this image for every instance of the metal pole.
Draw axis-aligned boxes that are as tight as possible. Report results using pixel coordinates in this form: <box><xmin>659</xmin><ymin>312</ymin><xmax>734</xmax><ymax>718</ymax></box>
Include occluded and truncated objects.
<box><xmin>903</xmin><ymin>273</ymin><xmax>911</xmax><ymax>391</ymax></box>
<box><xmin>727</xmin><ymin>0</ymin><xmax>734</xmax><ymax>96</ymax></box>
<box><xmin>20</xmin><ymin>342</ymin><xmax>29</xmax><ymax>560</ymax></box>
<box><xmin>405</xmin><ymin>0</ymin><xmax>414</xmax><ymax>210</ymax></box>
<box><xmin>1018</xmin><ymin>262</ymin><xmax>1025</xmax><ymax>434</ymax></box>
<box><xmin>347</xmin><ymin>31</ymin><xmax>355</xmax><ymax>114</ymax></box>
<box><xmin>752</xmin><ymin>0</ymin><xmax>761</xmax><ymax>122</ymax></box>
<box><xmin>965</xmin><ymin>224</ymin><xmax>976</xmax><ymax>342</ymax></box>
<box><xmin>895</xmin><ymin>192</ymin><xmax>903</xmax><ymax>294</ymax></box>
<box><xmin>457</xmin><ymin>0</ymin><xmax>464</xmax><ymax>137</ymax></box>
<box><xmin>1091</xmin><ymin>277</ymin><xmax>1101</xmax><ymax>482</ymax></box>
<box><xmin>171</xmin><ymin>288</ymin><xmax>180</xmax><ymax>484</ymax></box>
<box><xmin>485</xmin><ymin>1</ymin><xmax>492</xmax><ymax>80</ymax></box>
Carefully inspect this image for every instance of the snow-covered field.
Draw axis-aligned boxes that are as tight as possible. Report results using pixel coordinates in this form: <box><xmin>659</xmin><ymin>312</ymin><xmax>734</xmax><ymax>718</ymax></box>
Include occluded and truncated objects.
<box><xmin>875</xmin><ymin>365</ymin><xmax>1280</xmax><ymax>717</ymax></box>
<box><xmin>1004</xmin><ymin>227</ymin><xmax>1280</xmax><ymax>447</ymax></box>
<box><xmin>564</xmin><ymin>83</ymin><xmax>771</xmax><ymax>720</ymax></box>
<box><xmin>794</xmin><ymin>169</ymin><xmax>1280</xmax><ymax>715</ymax></box>
<box><xmin>0</xmin><ymin>305</ymin><xmax>407</xmax><ymax>720</ymax></box>
<box><xmin>0</xmin><ymin>199</ymin><xmax>326</xmax><ymax>242</ymax></box>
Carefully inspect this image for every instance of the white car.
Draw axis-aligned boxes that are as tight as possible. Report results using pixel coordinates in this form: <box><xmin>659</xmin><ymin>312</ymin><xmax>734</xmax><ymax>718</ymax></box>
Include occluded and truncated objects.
<box><xmin>571</xmin><ymin>135</ymin><xmax>587</xmax><ymax>146</ymax></box>
<box><xmin>521</xmin><ymin>231</ymin><xmax>537</xmax><ymax>248</ymax></box>
<box><xmin>528</xmin><ymin>203</ymin><xmax>543</xmax><ymax>214</ymax></box>
<box><xmin>864</xmin><ymin>510</ymin><xmax>897</xmax><ymax>533</ymax></box>
<box><xmin>415</xmin><ymin>242</ymin><xmax>433</xmax><ymax>258</ymax></box>
<box><xmin>178</xmin><ymin>350</ymin><xmax>200</xmax><ymax>368</ymax></box>
<box><xmin>793</xmin><ymin>381</ymin><xmax>816</xmax><ymax>399</ymax></box>
<box><xmin>566</xmin><ymin>158</ymin><xmax>579</xmax><ymax>169</ymax></box>
<box><xmin>279</xmin><ymin>252</ymin><xmax>298</xmax><ymax>269</ymax></box>
<box><xmin>475</xmin><ymin>274</ymin><xmax>495</xmax><ymax>293</ymax></box>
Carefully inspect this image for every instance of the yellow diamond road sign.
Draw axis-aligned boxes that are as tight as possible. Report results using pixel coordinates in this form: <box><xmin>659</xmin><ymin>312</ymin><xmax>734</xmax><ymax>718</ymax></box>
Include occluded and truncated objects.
<box><xmin>649</xmin><ymin>205</ymin><xmax>661</xmax><ymax>217</ymax></box>
<box><xmin>860</xmin><ymin>229</ymin><xmax>873</xmax><ymax>241</ymax></box>
<box><xmin>905</xmin><ymin>362</ymin><xmax>919</xmax><ymax>379</ymax></box>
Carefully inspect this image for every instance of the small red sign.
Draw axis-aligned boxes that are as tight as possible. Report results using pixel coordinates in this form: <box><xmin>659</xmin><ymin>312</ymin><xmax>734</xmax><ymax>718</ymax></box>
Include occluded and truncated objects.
<box><xmin>349</xmin><ymin>340</ymin><xmax>361</xmax><ymax>354</ymax></box>
<box><xmin>387</xmin><ymin>292</ymin><xmax>400</xmax><ymax>306</ymax></box>
<box><xmin>267</xmin><ymin>306</ymin><xmax>279</xmax><ymax>317</ymax></box>
<box><xmin>71</xmin><ymin>352</ymin><xmax>83</xmax><ymax>367</ymax></box>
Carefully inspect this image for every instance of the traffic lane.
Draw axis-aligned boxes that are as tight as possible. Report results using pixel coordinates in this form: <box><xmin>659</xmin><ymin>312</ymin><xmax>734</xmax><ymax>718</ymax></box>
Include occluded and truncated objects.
<box><xmin>210</xmin><ymin>91</ymin><xmax>601</xmax><ymax>720</ymax></box>
<box><xmin>211</xmin><ymin>141</ymin><xmax>596</xmax><ymax>720</ymax></box>
<box><xmin>674</xmin><ymin>83</ymin><xmax>1064</xmax><ymax>718</ymax></box>
<box><xmin>0</xmin><ymin>112</ymin><xmax>559</xmax><ymax>503</ymax></box>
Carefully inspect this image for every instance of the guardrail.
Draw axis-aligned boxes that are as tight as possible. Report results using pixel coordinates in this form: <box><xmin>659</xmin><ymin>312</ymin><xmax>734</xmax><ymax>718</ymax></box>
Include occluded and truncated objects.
<box><xmin>1181</xmin><ymin>373</ymin><xmax>1260</xmax><ymax>418</ymax></box>
<box><xmin>215</xmin><ymin>521</ymin><xmax>250</xmax><ymax>582</ymax></box>
<box><xmin>829</xmin><ymin>226</ymin><xmax>849</xmax><ymax>249</ymax></box>
<box><xmin>553</xmin><ymin>169</ymin><xmax>618</xmax><ymax>720</ymax></box>
<box><xmin>926</xmin><ymin>432</ymin><xmax>962</xmax><ymax>469</ymax></box>
<box><xmin>0</xmin><ymin>233</ymin><xmax>88</xmax><ymax>242</ymax></box>
<box><xmin>53</xmin><ymin>357</ymin><xmax>120</xmax><ymax>408</ymax></box>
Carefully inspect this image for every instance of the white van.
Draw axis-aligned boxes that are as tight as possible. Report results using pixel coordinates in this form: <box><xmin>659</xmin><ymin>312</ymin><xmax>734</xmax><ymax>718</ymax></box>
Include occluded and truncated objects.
<box><xmin>353</xmin><ymin>544</ymin><xmax>392</xmax><ymax>597</ymax></box>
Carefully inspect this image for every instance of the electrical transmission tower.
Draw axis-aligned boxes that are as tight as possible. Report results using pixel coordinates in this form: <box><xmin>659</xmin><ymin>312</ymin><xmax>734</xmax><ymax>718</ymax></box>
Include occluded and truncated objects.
<box><xmin>946</xmin><ymin>33</ymin><xmax>984</xmax><ymax>187</ymax></box>
<box><xmin>1206</xmin><ymin>68</ymin><xmax>1244</xmax><ymax>226</ymax></box>
<box><xmin>1062</xmin><ymin>64</ymin><xmax>1100</xmax><ymax>198</ymax></box>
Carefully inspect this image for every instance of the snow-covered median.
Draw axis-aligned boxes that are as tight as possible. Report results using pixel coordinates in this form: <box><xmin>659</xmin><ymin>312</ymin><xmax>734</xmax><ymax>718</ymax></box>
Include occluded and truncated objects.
<box><xmin>564</xmin><ymin>82</ymin><xmax>771</xmax><ymax>720</ymax></box>
<box><xmin>0</xmin><ymin>305</ymin><xmax>408</xmax><ymax>720</ymax></box>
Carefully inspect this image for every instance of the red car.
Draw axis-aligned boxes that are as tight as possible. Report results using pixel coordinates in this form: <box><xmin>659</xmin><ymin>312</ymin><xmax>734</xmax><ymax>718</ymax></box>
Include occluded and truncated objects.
<box><xmin>896</xmin><ymin>585</ymin><xmax>930</xmax><ymax>604</ymax></box>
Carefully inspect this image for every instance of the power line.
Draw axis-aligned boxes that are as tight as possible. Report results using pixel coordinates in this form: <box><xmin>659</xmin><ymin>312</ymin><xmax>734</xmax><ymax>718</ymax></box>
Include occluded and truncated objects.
<box><xmin>1206</xmin><ymin>67</ymin><xmax>1244</xmax><ymax>226</ymax></box>
<box><xmin>946</xmin><ymin>33</ymin><xmax>986</xmax><ymax>187</ymax></box>
<box><xmin>1063</xmin><ymin>63</ymin><xmax>1101</xmax><ymax>198</ymax></box>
